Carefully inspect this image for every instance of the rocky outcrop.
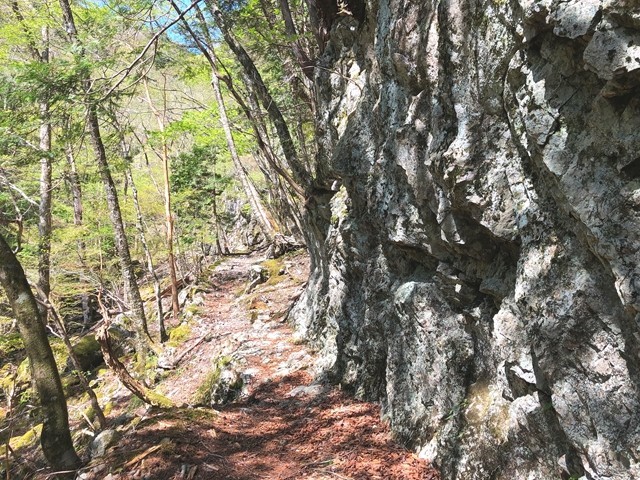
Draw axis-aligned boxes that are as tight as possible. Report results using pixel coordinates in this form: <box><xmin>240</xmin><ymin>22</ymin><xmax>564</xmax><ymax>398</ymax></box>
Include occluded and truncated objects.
<box><xmin>294</xmin><ymin>1</ymin><xmax>640</xmax><ymax>478</ymax></box>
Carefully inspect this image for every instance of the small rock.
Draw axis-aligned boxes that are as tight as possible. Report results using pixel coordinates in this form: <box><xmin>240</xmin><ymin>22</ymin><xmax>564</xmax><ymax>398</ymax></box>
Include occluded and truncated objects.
<box><xmin>252</xmin><ymin>319</ymin><xmax>265</xmax><ymax>330</ymax></box>
<box><xmin>288</xmin><ymin>384</ymin><xmax>325</xmax><ymax>398</ymax></box>
<box><xmin>91</xmin><ymin>429</ymin><xmax>121</xmax><ymax>458</ymax></box>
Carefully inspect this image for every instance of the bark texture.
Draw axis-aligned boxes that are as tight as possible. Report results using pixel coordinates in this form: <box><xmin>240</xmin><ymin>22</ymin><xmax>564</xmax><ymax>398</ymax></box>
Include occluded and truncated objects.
<box><xmin>294</xmin><ymin>1</ymin><xmax>640</xmax><ymax>478</ymax></box>
<box><xmin>0</xmin><ymin>235</ymin><xmax>81</xmax><ymax>472</ymax></box>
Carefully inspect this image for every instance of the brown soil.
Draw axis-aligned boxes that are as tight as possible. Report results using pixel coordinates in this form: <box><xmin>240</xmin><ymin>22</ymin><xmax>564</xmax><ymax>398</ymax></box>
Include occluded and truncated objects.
<box><xmin>13</xmin><ymin>251</ymin><xmax>440</xmax><ymax>480</ymax></box>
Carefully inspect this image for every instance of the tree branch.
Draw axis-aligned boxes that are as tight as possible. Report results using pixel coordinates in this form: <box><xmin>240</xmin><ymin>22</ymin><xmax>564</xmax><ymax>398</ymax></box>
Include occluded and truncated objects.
<box><xmin>101</xmin><ymin>0</ymin><xmax>203</xmax><ymax>100</ymax></box>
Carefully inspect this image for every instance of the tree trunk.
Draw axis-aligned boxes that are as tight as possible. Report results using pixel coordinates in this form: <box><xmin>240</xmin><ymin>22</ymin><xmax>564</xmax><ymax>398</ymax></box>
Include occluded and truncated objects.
<box><xmin>279</xmin><ymin>0</ymin><xmax>315</xmax><ymax>81</ymax></box>
<box><xmin>86</xmin><ymin>105</ymin><xmax>151</xmax><ymax>370</ymax></box>
<box><xmin>168</xmin><ymin>1</ymin><xmax>283</xmax><ymax>243</ymax></box>
<box><xmin>63</xmin><ymin>131</ymin><xmax>85</xmax><ymax>258</ymax></box>
<box><xmin>205</xmin><ymin>0</ymin><xmax>311</xmax><ymax>193</ymax></box>
<box><xmin>209</xmin><ymin>152</ymin><xmax>225</xmax><ymax>254</ymax></box>
<box><xmin>210</xmin><ymin>65</ymin><xmax>279</xmax><ymax>242</ymax></box>
<box><xmin>35</xmin><ymin>25</ymin><xmax>52</xmax><ymax>323</ymax></box>
<box><xmin>126</xmin><ymin>168</ymin><xmax>167</xmax><ymax>343</ymax></box>
<box><xmin>217</xmin><ymin>67</ymin><xmax>305</xmax><ymax>199</ymax></box>
<box><xmin>0</xmin><ymin>234</ymin><xmax>81</xmax><ymax>473</ymax></box>
<box><xmin>47</xmin><ymin>301</ymin><xmax>107</xmax><ymax>430</ymax></box>
<box><xmin>141</xmin><ymin>79</ymin><xmax>180</xmax><ymax>323</ymax></box>
<box><xmin>57</xmin><ymin>0</ymin><xmax>151</xmax><ymax>370</ymax></box>
<box><xmin>95</xmin><ymin>324</ymin><xmax>171</xmax><ymax>408</ymax></box>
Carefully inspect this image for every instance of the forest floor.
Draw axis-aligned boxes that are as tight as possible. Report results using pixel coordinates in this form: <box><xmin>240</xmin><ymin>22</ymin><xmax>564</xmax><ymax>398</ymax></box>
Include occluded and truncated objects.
<box><xmin>10</xmin><ymin>250</ymin><xmax>439</xmax><ymax>480</ymax></box>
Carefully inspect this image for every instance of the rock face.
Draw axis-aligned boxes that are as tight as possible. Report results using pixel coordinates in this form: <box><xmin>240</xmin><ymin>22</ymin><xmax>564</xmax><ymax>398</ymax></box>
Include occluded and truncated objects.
<box><xmin>294</xmin><ymin>1</ymin><xmax>640</xmax><ymax>478</ymax></box>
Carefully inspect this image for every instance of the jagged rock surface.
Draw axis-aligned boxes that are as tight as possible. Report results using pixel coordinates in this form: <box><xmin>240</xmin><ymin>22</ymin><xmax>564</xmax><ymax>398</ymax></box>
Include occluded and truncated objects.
<box><xmin>293</xmin><ymin>1</ymin><xmax>640</xmax><ymax>478</ymax></box>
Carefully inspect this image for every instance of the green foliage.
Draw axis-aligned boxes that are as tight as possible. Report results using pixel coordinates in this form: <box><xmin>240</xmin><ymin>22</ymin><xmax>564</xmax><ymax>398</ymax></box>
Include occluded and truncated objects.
<box><xmin>170</xmin><ymin>144</ymin><xmax>233</xmax><ymax>246</ymax></box>
<box><xmin>12</xmin><ymin>58</ymin><xmax>90</xmax><ymax>104</ymax></box>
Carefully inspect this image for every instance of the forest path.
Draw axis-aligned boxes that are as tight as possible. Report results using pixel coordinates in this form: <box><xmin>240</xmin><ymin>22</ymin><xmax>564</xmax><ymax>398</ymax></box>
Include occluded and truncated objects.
<box><xmin>75</xmin><ymin>251</ymin><xmax>439</xmax><ymax>480</ymax></box>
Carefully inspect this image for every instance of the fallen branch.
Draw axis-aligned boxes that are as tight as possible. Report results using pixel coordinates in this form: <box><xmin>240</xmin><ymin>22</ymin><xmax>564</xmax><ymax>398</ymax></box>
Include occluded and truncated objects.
<box><xmin>173</xmin><ymin>334</ymin><xmax>209</xmax><ymax>366</ymax></box>
<box><xmin>123</xmin><ymin>444</ymin><xmax>162</xmax><ymax>469</ymax></box>
<box><xmin>95</xmin><ymin>324</ymin><xmax>172</xmax><ymax>408</ymax></box>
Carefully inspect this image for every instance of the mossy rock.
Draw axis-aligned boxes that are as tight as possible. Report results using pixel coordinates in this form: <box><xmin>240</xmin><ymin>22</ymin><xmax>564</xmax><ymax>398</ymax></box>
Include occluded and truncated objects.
<box><xmin>261</xmin><ymin>258</ymin><xmax>288</xmax><ymax>286</ymax></box>
<box><xmin>168</xmin><ymin>323</ymin><xmax>191</xmax><ymax>347</ymax></box>
<box><xmin>15</xmin><ymin>358</ymin><xmax>31</xmax><ymax>385</ymax></box>
<box><xmin>146</xmin><ymin>390</ymin><xmax>173</xmax><ymax>408</ymax></box>
<box><xmin>192</xmin><ymin>355</ymin><xmax>242</xmax><ymax>406</ymax></box>
<box><xmin>68</xmin><ymin>335</ymin><xmax>104</xmax><ymax>372</ymax></box>
<box><xmin>0</xmin><ymin>424</ymin><xmax>42</xmax><ymax>456</ymax></box>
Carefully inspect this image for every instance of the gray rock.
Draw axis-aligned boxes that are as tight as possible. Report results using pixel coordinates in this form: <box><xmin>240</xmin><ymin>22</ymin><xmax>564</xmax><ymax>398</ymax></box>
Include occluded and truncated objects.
<box><xmin>293</xmin><ymin>1</ymin><xmax>640</xmax><ymax>478</ymax></box>
<box><xmin>210</xmin><ymin>366</ymin><xmax>243</xmax><ymax>405</ymax></box>
<box><xmin>90</xmin><ymin>429</ymin><xmax>121</xmax><ymax>458</ymax></box>
<box><xmin>287</xmin><ymin>384</ymin><xmax>325</xmax><ymax>398</ymax></box>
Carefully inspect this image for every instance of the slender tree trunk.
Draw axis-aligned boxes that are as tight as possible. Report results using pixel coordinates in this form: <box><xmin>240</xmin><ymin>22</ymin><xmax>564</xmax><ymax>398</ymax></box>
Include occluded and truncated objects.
<box><xmin>126</xmin><ymin>168</ymin><xmax>167</xmax><ymax>342</ymax></box>
<box><xmin>210</xmin><ymin>66</ymin><xmax>278</xmax><ymax>241</ymax></box>
<box><xmin>36</xmin><ymin>25</ymin><xmax>52</xmax><ymax>323</ymax></box>
<box><xmin>94</xmin><ymin>317</ymin><xmax>170</xmax><ymax>408</ymax></box>
<box><xmin>58</xmin><ymin>0</ymin><xmax>150</xmax><ymax>370</ymax></box>
<box><xmin>211</xmin><ymin>156</ymin><xmax>225</xmax><ymax>254</ymax></box>
<box><xmin>161</xmin><ymin>142</ymin><xmax>180</xmax><ymax>319</ymax></box>
<box><xmin>64</xmin><ymin>141</ymin><xmax>85</xmax><ymax>257</ymax></box>
<box><xmin>218</xmin><ymin>68</ymin><xmax>306</xmax><ymax>199</ymax></box>
<box><xmin>205</xmin><ymin>0</ymin><xmax>311</xmax><ymax>192</ymax></box>
<box><xmin>0</xmin><ymin>234</ymin><xmax>81</xmax><ymax>473</ymax></box>
<box><xmin>46</xmin><ymin>301</ymin><xmax>107</xmax><ymax>430</ymax></box>
<box><xmin>86</xmin><ymin>105</ymin><xmax>151</xmax><ymax>370</ymax></box>
<box><xmin>142</xmin><ymin>79</ymin><xmax>180</xmax><ymax>322</ymax></box>
<box><xmin>1</xmin><ymin>170</ymin><xmax>26</xmax><ymax>253</ymax></box>
<box><xmin>168</xmin><ymin>1</ymin><xmax>282</xmax><ymax>243</ymax></box>
<box><xmin>279</xmin><ymin>0</ymin><xmax>315</xmax><ymax>81</ymax></box>
<box><xmin>239</xmin><ymin>87</ymin><xmax>306</xmax><ymax>239</ymax></box>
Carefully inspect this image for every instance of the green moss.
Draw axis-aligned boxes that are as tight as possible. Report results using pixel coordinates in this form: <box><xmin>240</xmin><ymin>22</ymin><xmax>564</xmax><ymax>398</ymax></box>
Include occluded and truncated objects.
<box><xmin>16</xmin><ymin>358</ymin><xmax>31</xmax><ymax>385</ymax></box>
<box><xmin>0</xmin><ymin>332</ymin><xmax>23</xmax><ymax>357</ymax></box>
<box><xmin>146</xmin><ymin>390</ymin><xmax>173</xmax><ymax>408</ymax></box>
<box><xmin>289</xmin><ymin>335</ymin><xmax>307</xmax><ymax>346</ymax></box>
<box><xmin>262</xmin><ymin>258</ymin><xmax>283</xmax><ymax>276</ymax></box>
<box><xmin>71</xmin><ymin>335</ymin><xmax>103</xmax><ymax>371</ymax></box>
<box><xmin>168</xmin><ymin>323</ymin><xmax>191</xmax><ymax>347</ymax></box>
<box><xmin>184</xmin><ymin>304</ymin><xmax>203</xmax><ymax>316</ymax></box>
<box><xmin>48</xmin><ymin>338</ymin><xmax>70</xmax><ymax>374</ymax></box>
<box><xmin>127</xmin><ymin>395</ymin><xmax>144</xmax><ymax>411</ymax></box>
<box><xmin>83</xmin><ymin>404</ymin><xmax>96</xmax><ymax>422</ymax></box>
<box><xmin>0</xmin><ymin>424</ymin><xmax>42</xmax><ymax>456</ymax></box>
<box><xmin>261</xmin><ymin>258</ymin><xmax>287</xmax><ymax>287</ymax></box>
<box><xmin>62</xmin><ymin>373</ymin><xmax>81</xmax><ymax>397</ymax></box>
<box><xmin>0</xmin><ymin>364</ymin><xmax>17</xmax><ymax>392</ymax></box>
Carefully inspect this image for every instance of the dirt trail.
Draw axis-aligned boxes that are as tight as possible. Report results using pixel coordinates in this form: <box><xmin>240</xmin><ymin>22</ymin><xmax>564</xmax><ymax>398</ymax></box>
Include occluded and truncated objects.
<box><xmin>70</xmin><ymin>252</ymin><xmax>439</xmax><ymax>480</ymax></box>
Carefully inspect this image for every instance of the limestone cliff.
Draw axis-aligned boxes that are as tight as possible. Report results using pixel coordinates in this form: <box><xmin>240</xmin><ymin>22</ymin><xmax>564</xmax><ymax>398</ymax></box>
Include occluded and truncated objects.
<box><xmin>293</xmin><ymin>1</ymin><xmax>640</xmax><ymax>478</ymax></box>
